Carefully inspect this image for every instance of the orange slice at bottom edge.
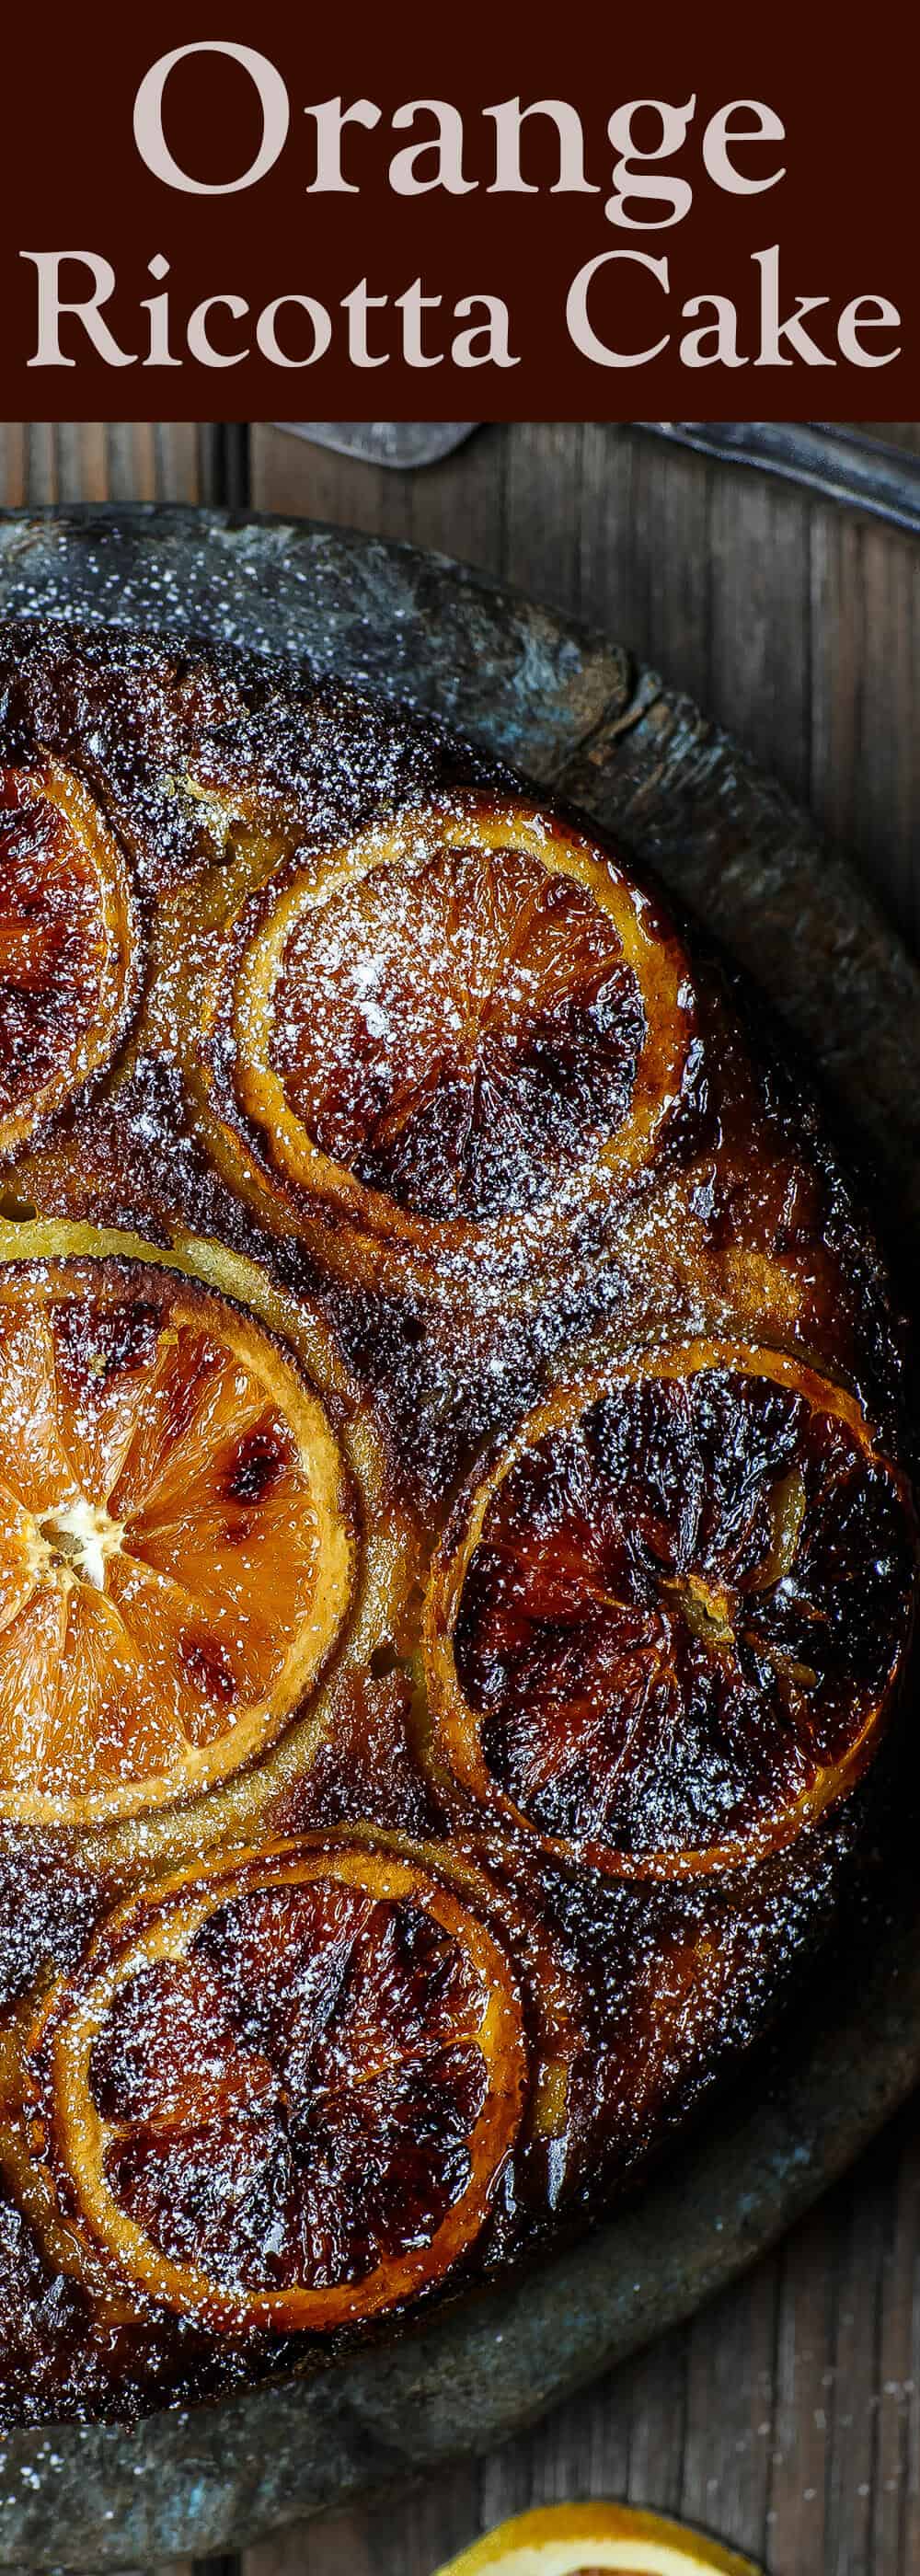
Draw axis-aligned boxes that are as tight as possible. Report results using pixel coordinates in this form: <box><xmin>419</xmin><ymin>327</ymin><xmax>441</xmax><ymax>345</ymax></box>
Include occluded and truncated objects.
<box><xmin>431</xmin><ymin>2502</ymin><xmax>763</xmax><ymax>2576</ymax></box>
<box><xmin>29</xmin><ymin>1838</ymin><xmax>528</xmax><ymax>2332</ymax></box>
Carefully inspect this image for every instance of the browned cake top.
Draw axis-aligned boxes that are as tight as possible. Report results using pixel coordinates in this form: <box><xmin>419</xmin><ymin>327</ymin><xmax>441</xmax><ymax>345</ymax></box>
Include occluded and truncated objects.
<box><xmin>0</xmin><ymin>616</ymin><xmax>912</xmax><ymax>2429</ymax></box>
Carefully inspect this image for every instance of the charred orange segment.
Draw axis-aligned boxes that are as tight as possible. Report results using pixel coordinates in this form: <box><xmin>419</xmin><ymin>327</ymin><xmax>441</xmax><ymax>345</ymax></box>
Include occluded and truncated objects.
<box><xmin>200</xmin><ymin>798</ymin><xmax>696</xmax><ymax>1294</ymax></box>
<box><xmin>29</xmin><ymin>1841</ymin><xmax>526</xmax><ymax>2331</ymax></box>
<box><xmin>431</xmin><ymin>2500</ymin><xmax>762</xmax><ymax>2574</ymax></box>
<box><xmin>425</xmin><ymin>1342</ymin><xmax>916</xmax><ymax>1878</ymax></box>
<box><xmin>324</xmin><ymin>1824</ymin><xmax>588</xmax><ymax>2206</ymax></box>
<box><xmin>0</xmin><ymin>1257</ymin><xmax>355</xmax><ymax>1825</ymax></box>
<box><xmin>0</xmin><ymin>762</ymin><xmax>135</xmax><ymax>1157</ymax></box>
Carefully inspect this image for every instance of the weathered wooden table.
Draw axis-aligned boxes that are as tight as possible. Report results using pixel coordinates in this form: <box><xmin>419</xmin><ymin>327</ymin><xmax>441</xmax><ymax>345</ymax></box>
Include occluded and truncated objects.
<box><xmin>2</xmin><ymin>420</ymin><xmax>917</xmax><ymax>2576</ymax></box>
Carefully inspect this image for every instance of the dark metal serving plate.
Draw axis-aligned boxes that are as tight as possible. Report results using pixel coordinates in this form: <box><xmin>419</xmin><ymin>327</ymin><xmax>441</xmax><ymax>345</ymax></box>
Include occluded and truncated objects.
<box><xmin>0</xmin><ymin>507</ymin><xmax>917</xmax><ymax>2570</ymax></box>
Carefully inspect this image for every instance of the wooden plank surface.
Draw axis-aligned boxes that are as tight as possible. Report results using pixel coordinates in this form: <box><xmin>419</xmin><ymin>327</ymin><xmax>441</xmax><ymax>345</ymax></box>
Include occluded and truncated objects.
<box><xmin>0</xmin><ymin>424</ymin><xmax>225</xmax><ymax>507</ymax></box>
<box><xmin>2</xmin><ymin>419</ymin><xmax>918</xmax><ymax>2576</ymax></box>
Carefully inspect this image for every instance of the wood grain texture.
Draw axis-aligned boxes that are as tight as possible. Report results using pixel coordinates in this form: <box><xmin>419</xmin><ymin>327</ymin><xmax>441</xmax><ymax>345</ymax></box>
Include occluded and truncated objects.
<box><xmin>0</xmin><ymin>424</ymin><xmax>223</xmax><ymax>507</ymax></box>
<box><xmin>2</xmin><ymin>420</ymin><xmax>918</xmax><ymax>2576</ymax></box>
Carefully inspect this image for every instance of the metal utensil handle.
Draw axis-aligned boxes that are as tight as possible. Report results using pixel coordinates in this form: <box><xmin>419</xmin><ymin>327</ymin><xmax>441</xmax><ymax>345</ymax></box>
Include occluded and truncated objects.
<box><xmin>638</xmin><ymin>420</ymin><xmax>920</xmax><ymax>539</ymax></box>
<box><xmin>273</xmin><ymin>421</ymin><xmax>476</xmax><ymax>468</ymax></box>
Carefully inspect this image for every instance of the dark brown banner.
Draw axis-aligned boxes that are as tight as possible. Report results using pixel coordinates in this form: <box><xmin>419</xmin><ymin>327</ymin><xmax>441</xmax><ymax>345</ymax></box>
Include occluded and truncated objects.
<box><xmin>4</xmin><ymin>8</ymin><xmax>916</xmax><ymax>417</ymax></box>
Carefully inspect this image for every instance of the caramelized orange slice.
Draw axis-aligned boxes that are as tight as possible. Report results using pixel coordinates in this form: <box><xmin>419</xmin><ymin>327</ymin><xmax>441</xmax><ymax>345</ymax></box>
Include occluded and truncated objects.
<box><xmin>323</xmin><ymin>1824</ymin><xmax>589</xmax><ymax>2209</ymax></box>
<box><xmin>0</xmin><ymin>1255</ymin><xmax>355</xmax><ymax>1825</ymax></box>
<box><xmin>0</xmin><ymin>762</ymin><xmax>135</xmax><ymax>1157</ymax></box>
<box><xmin>199</xmin><ymin>797</ymin><xmax>696</xmax><ymax>1298</ymax></box>
<box><xmin>425</xmin><ymin>1342</ymin><xmax>916</xmax><ymax>1877</ymax></box>
<box><xmin>29</xmin><ymin>1839</ymin><xmax>526</xmax><ymax>2331</ymax></box>
<box><xmin>431</xmin><ymin>2501</ymin><xmax>761</xmax><ymax>2574</ymax></box>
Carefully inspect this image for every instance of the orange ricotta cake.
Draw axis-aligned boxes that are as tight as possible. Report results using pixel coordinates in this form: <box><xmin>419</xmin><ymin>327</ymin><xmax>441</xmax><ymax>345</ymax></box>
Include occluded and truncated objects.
<box><xmin>0</xmin><ymin>617</ymin><xmax>912</xmax><ymax>2425</ymax></box>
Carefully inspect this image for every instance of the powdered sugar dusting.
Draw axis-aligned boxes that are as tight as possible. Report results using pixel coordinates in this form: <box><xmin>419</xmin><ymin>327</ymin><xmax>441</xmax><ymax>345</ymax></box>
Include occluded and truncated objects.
<box><xmin>0</xmin><ymin>600</ymin><xmax>908</xmax><ymax>2461</ymax></box>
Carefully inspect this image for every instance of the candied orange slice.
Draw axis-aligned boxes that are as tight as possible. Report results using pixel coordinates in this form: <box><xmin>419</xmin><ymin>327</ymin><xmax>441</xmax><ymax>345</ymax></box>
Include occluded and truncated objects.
<box><xmin>29</xmin><ymin>1839</ymin><xmax>526</xmax><ymax>2331</ymax></box>
<box><xmin>327</xmin><ymin>1824</ymin><xmax>588</xmax><ymax>2207</ymax></box>
<box><xmin>0</xmin><ymin>1254</ymin><xmax>355</xmax><ymax>1825</ymax></box>
<box><xmin>431</xmin><ymin>2501</ymin><xmax>761</xmax><ymax>2574</ymax></box>
<box><xmin>199</xmin><ymin>797</ymin><xmax>696</xmax><ymax>1298</ymax></box>
<box><xmin>424</xmin><ymin>1341</ymin><xmax>916</xmax><ymax>1877</ymax></box>
<box><xmin>0</xmin><ymin>762</ymin><xmax>135</xmax><ymax>1157</ymax></box>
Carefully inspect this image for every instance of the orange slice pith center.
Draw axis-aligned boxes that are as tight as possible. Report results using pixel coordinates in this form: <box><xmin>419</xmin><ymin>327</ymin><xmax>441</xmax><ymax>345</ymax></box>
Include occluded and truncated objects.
<box><xmin>37</xmin><ymin>1847</ymin><xmax>526</xmax><ymax>2329</ymax></box>
<box><xmin>225</xmin><ymin>801</ymin><xmax>693</xmax><ymax>1241</ymax></box>
<box><xmin>428</xmin><ymin>1342</ymin><xmax>915</xmax><ymax>1875</ymax></box>
<box><xmin>0</xmin><ymin>1260</ymin><xmax>354</xmax><ymax>1824</ymax></box>
<box><xmin>0</xmin><ymin>763</ymin><xmax>133</xmax><ymax>1152</ymax></box>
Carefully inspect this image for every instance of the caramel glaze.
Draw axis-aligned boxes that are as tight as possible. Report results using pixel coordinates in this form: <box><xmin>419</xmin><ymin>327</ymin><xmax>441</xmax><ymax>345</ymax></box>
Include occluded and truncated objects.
<box><xmin>0</xmin><ymin>618</ymin><xmax>913</xmax><ymax>2425</ymax></box>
